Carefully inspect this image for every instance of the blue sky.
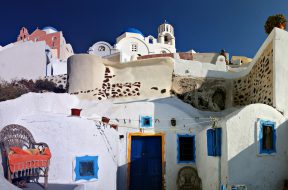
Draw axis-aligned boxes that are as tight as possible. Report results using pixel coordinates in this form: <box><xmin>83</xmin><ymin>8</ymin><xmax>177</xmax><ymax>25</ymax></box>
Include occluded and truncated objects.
<box><xmin>0</xmin><ymin>0</ymin><xmax>287</xmax><ymax>58</ymax></box>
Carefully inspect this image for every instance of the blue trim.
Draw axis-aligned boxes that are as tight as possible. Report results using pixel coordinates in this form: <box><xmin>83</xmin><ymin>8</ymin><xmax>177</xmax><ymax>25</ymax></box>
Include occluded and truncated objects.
<box><xmin>207</xmin><ymin>129</ymin><xmax>215</xmax><ymax>156</ymax></box>
<box><xmin>259</xmin><ymin>119</ymin><xmax>276</xmax><ymax>154</ymax></box>
<box><xmin>215</xmin><ymin>128</ymin><xmax>222</xmax><ymax>156</ymax></box>
<box><xmin>207</xmin><ymin>128</ymin><xmax>222</xmax><ymax>157</ymax></box>
<box><xmin>177</xmin><ymin>134</ymin><xmax>196</xmax><ymax>164</ymax></box>
<box><xmin>140</xmin><ymin>116</ymin><xmax>153</xmax><ymax>128</ymax></box>
<box><xmin>75</xmin><ymin>155</ymin><xmax>99</xmax><ymax>181</ymax></box>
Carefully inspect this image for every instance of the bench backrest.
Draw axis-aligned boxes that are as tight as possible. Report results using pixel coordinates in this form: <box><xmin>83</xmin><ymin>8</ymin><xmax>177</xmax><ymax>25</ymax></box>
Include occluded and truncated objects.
<box><xmin>0</xmin><ymin>124</ymin><xmax>36</xmax><ymax>152</ymax></box>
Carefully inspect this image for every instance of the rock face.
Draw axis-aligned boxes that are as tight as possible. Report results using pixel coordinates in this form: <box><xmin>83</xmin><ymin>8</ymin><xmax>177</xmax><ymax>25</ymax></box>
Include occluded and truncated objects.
<box><xmin>172</xmin><ymin>76</ymin><xmax>227</xmax><ymax>111</ymax></box>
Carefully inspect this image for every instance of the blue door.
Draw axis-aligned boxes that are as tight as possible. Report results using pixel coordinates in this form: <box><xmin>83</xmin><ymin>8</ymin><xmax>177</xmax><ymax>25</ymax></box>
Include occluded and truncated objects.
<box><xmin>130</xmin><ymin>136</ymin><xmax>162</xmax><ymax>190</ymax></box>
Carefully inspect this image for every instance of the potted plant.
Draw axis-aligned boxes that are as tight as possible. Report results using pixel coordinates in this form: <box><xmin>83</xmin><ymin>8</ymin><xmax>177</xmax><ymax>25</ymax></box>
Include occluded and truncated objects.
<box><xmin>102</xmin><ymin>117</ymin><xmax>110</xmax><ymax>124</ymax></box>
<box><xmin>264</xmin><ymin>14</ymin><xmax>287</xmax><ymax>34</ymax></box>
<box><xmin>71</xmin><ymin>108</ymin><xmax>82</xmax><ymax>116</ymax></box>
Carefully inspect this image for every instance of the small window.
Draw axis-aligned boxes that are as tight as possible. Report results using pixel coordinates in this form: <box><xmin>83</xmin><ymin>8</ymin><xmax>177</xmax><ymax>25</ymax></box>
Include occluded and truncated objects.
<box><xmin>177</xmin><ymin>134</ymin><xmax>195</xmax><ymax>163</ymax></box>
<box><xmin>259</xmin><ymin>119</ymin><xmax>276</xmax><ymax>154</ymax></box>
<box><xmin>52</xmin><ymin>37</ymin><xmax>57</xmax><ymax>48</ymax></box>
<box><xmin>131</xmin><ymin>44</ymin><xmax>137</xmax><ymax>52</ymax></box>
<box><xmin>164</xmin><ymin>36</ymin><xmax>168</xmax><ymax>43</ymax></box>
<box><xmin>98</xmin><ymin>46</ymin><xmax>105</xmax><ymax>51</ymax></box>
<box><xmin>74</xmin><ymin>155</ymin><xmax>99</xmax><ymax>181</ymax></box>
<box><xmin>149</xmin><ymin>38</ymin><xmax>153</xmax><ymax>44</ymax></box>
<box><xmin>140</xmin><ymin>116</ymin><xmax>153</xmax><ymax>128</ymax></box>
<box><xmin>207</xmin><ymin>128</ymin><xmax>222</xmax><ymax>157</ymax></box>
<box><xmin>79</xmin><ymin>161</ymin><xmax>94</xmax><ymax>176</ymax></box>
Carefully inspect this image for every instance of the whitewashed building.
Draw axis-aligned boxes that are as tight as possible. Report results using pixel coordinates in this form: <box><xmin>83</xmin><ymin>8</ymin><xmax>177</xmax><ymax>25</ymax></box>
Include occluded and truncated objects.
<box><xmin>88</xmin><ymin>22</ymin><xmax>176</xmax><ymax>62</ymax></box>
<box><xmin>1</xmin><ymin>27</ymin><xmax>288</xmax><ymax>190</ymax></box>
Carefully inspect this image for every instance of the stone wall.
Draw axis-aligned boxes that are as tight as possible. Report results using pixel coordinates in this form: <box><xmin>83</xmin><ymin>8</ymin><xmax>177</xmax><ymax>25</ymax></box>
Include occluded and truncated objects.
<box><xmin>170</xmin><ymin>40</ymin><xmax>274</xmax><ymax>111</ymax></box>
<box><xmin>43</xmin><ymin>74</ymin><xmax>67</xmax><ymax>89</ymax></box>
<box><xmin>233</xmin><ymin>42</ymin><xmax>273</xmax><ymax>106</ymax></box>
<box><xmin>70</xmin><ymin>67</ymin><xmax>141</xmax><ymax>100</ymax></box>
<box><xmin>68</xmin><ymin>55</ymin><xmax>174</xmax><ymax>100</ymax></box>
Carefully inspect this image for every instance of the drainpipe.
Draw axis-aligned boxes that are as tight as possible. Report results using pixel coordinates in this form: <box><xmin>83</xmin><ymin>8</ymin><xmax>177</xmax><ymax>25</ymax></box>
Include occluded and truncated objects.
<box><xmin>219</xmin><ymin>150</ymin><xmax>221</xmax><ymax>190</ymax></box>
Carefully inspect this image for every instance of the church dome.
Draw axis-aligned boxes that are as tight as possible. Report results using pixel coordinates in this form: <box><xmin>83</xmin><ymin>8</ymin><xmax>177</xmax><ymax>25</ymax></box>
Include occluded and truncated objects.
<box><xmin>121</xmin><ymin>28</ymin><xmax>144</xmax><ymax>36</ymax></box>
<box><xmin>42</xmin><ymin>26</ymin><xmax>58</xmax><ymax>34</ymax></box>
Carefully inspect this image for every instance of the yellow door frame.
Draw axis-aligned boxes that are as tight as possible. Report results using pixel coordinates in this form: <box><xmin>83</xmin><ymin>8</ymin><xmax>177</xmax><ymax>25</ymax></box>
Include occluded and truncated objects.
<box><xmin>127</xmin><ymin>132</ymin><xmax>166</xmax><ymax>190</ymax></box>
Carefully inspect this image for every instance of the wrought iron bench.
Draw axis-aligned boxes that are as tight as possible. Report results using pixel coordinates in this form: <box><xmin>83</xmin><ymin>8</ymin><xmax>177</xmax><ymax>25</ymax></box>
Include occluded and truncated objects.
<box><xmin>0</xmin><ymin>124</ymin><xmax>51</xmax><ymax>189</ymax></box>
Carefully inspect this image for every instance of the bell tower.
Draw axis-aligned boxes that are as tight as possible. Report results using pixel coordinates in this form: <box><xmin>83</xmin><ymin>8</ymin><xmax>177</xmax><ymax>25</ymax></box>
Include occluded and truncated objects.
<box><xmin>17</xmin><ymin>27</ymin><xmax>29</xmax><ymax>41</ymax></box>
<box><xmin>157</xmin><ymin>21</ymin><xmax>175</xmax><ymax>47</ymax></box>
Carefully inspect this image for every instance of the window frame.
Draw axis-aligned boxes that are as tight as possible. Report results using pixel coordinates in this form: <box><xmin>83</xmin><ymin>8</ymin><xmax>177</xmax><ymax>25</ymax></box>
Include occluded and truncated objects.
<box><xmin>139</xmin><ymin>116</ymin><xmax>153</xmax><ymax>129</ymax></box>
<box><xmin>131</xmin><ymin>43</ymin><xmax>138</xmax><ymax>52</ymax></box>
<box><xmin>74</xmin><ymin>155</ymin><xmax>99</xmax><ymax>181</ymax></box>
<box><xmin>177</xmin><ymin>134</ymin><xmax>196</xmax><ymax>164</ymax></box>
<box><xmin>98</xmin><ymin>45</ymin><xmax>106</xmax><ymax>51</ymax></box>
<box><xmin>258</xmin><ymin>119</ymin><xmax>276</xmax><ymax>155</ymax></box>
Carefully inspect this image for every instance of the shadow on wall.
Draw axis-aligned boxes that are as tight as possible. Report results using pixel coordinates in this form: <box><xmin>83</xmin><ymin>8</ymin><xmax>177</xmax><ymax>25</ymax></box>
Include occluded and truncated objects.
<box><xmin>117</xmin><ymin>163</ymin><xmax>128</xmax><ymax>190</ymax></box>
<box><xmin>172</xmin><ymin>76</ymin><xmax>228</xmax><ymax>112</ymax></box>
<box><xmin>227</xmin><ymin>120</ymin><xmax>288</xmax><ymax>190</ymax></box>
<box><xmin>116</xmin><ymin>97</ymin><xmax>213</xmax><ymax>190</ymax></box>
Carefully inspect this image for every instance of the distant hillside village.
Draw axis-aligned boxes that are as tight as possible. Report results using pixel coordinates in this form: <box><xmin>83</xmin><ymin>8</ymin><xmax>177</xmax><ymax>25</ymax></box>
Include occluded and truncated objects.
<box><xmin>0</xmin><ymin>22</ymin><xmax>288</xmax><ymax>190</ymax></box>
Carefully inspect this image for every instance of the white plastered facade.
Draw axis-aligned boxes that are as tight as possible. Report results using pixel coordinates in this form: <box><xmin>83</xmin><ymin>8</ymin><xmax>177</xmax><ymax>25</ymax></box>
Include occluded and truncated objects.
<box><xmin>88</xmin><ymin>23</ymin><xmax>176</xmax><ymax>63</ymax></box>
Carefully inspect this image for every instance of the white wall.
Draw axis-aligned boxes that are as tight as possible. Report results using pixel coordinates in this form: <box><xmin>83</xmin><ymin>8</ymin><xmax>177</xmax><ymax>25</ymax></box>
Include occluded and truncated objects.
<box><xmin>79</xmin><ymin>96</ymin><xmax>227</xmax><ymax>190</ymax></box>
<box><xmin>88</xmin><ymin>41</ymin><xmax>113</xmax><ymax>57</ymax></box>
<box><xmin>68</xmin><ymin>55</ymin><xmax>174</xmax><ymax>100</ymax></box>
<box><xmin>2</xmin><ymin>93</ymin><xmax>287</xmax><ymax>190</ymax></box>
<box><xmin>0</xmin><ymin>41</ymin><xmax>47</xmax><ymax>81</ymax></box>
<box><xmin>117</xmin><ymin>37</ymin><xmax>149</xmax><ymax>57</ymax></box>
<box><xmin>59</xmin><ymin>32</ymin><xmax>74</xmax><ymax>61</ymax></box>
<box><xmin>174</xmin><ymin>55</ymin><xmax>227</xmax><ymax>77</ymax></box>
<box><xmin>221</xmin><ymin>104</ymin><xmax>288</xmax><ymax>190</ymax></box>
<box><xmin>90</xmin><ymin>30</ymin><xmax>176</xmax><ymax>63</ymax></box>
<box><xmin>272</xmin><ymin>28</ymin><xmax>288</xmax><ymax>116</ymax></box>
<box><xmin>0</xmin><ymin>93</ymin><xmax>118</xmax><ymax>190</ymax></box>
<box><xmin>51</xmin><ymin>60</ymin><xmax>67</xmax><ymax>75</ymax></box>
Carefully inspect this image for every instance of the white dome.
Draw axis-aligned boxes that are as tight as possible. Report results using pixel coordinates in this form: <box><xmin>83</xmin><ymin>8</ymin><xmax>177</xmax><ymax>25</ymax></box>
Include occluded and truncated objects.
<box><xmin>42</xmin><ymin>26</ymin><xmax>58</xmax><ymax>34</ymax></box>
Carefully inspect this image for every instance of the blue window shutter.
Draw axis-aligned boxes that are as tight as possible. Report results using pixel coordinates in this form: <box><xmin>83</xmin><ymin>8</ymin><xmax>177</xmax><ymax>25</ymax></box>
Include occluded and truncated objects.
<box><xmin>215</xmin><ymin>128</ymin><xmax>222</xmax><ymax>156</ymax></box>
<box><xmin>207</xmin><ymin>129</ymin><xmax>215</xmax><ymax>156</ymax></box>
<box><xmin>259</xmin><ymin>119</ymin><xmax>277</xmax><ymax>154</ymax></box>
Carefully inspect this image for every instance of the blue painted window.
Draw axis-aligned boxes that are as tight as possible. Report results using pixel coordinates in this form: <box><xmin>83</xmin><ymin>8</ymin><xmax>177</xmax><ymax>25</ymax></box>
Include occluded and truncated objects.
<box><xmin>75</xmin><ymin>155</ymin><xmax>99</xmax><ymax>181</ymax></box>
<box><xmin>259</xmin><ymin>119</ymin><xmax>276</xmax><ymax>154</ymax></box>
<box><xmin>177</xmin><ymin>134</ymin><xmax>195</xmax><ymax>163</ymax></box>
<box><xmin>140</xmin><ymin>116</ymin><xmax>153</xmax><ymax>128</ymax></box>
<box><xmin>207</xmin><ymin>128</ymin><xmax>222</xmax><ymax>156</ymax></box>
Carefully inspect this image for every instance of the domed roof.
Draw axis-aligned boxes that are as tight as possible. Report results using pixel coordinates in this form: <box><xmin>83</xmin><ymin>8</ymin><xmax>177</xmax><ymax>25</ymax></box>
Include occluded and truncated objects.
<box><xmin>120</xmin><ymin>28</ymin><xmax>144</xmax><ymax>36</ymax></box>
<box><xmin>42</xmin><ymin>26</ymin><xmax>58</xmax><ymax>34</ymax></box>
